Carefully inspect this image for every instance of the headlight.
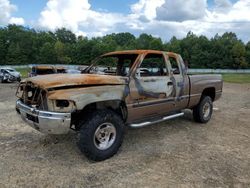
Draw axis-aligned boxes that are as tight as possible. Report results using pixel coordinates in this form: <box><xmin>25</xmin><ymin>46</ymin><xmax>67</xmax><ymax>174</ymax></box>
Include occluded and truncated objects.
<box><xmin>48</xmin><ymin>99</ymin><xmax>76</xmax><ymax>112</ymax></box>
<box><xmin>56</xmin><ymin>100</ymin><xmax>70</xmax><ymax>108</ymax></box>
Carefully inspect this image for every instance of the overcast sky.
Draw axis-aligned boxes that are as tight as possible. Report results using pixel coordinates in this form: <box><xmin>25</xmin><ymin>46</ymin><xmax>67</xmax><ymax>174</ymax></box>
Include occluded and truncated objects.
<box><xmin>0</xmin><ymin>0</ymin><xmax>249</xmax><ymax>42</ymax></box>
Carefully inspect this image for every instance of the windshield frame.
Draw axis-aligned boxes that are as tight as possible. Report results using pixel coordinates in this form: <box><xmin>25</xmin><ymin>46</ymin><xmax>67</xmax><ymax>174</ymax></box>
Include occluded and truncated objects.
<box><xmin>82</xmin><ymin>53</ymin><xmax>139</xmax><ymax>77</ymax></box>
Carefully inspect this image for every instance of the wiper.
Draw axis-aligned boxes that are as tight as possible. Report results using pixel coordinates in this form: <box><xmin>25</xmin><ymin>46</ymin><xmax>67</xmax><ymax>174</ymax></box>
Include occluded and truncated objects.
<box><xmin>81</xmin><ymin>66</ymin><xmax>90</xmax><ymax>73</ymax></box>
<box><xmin>81</xmin><ymin>57</ymin><xmax>100</xmax><ymax>74</ymax></box>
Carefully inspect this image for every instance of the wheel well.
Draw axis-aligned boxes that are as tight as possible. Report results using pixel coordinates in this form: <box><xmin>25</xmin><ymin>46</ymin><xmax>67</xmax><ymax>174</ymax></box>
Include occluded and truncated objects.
<box><xmin>202</xmin><ymin>87</ymin><xmax>215</xmax><ymax>101</ymax></box>
<box><xmin>71</xmin><ymin>100</ymin><xmax>127</xmax><ymax>130</ymax></box>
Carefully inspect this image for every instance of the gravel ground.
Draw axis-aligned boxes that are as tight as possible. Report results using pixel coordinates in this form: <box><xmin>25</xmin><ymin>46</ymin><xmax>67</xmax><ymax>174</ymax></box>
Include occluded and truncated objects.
<box><xmin>0</xmin><ymin>83</ymin><xmax>250</xmax><ymax>187</ymax></box>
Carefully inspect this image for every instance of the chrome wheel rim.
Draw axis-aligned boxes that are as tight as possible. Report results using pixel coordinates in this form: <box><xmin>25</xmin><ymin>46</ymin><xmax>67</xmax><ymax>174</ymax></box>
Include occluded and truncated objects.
<box><xmin>93</xmin><ymin>123</ymin><xmax>116</xmax><ymax>150</ymax></box>
<box><xmin>203</xmin><ymin>102</ymin><xmax>211</xmax><ymax>118</ymax></box>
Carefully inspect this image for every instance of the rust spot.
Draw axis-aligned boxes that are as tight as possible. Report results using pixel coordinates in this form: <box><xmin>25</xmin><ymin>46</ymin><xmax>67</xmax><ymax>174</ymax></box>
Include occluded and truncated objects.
<box><xmin>32</xmin><ymin>65</ymin><xmax>55</xmax><ymax>70</ymax></box>
<box><xmin>166</xmin><ymin>52</ymin><xmax>179</xmax><ymax>58</ymax></box>
<box><xmin>24</xmin><ymin>74</ymin><xmax>127</xmax><ymax>90</ymax></box>
<box><xmin>104</xmin><ymin>50</ymin><xmax>165</xmax><ymax>56</ymax></box>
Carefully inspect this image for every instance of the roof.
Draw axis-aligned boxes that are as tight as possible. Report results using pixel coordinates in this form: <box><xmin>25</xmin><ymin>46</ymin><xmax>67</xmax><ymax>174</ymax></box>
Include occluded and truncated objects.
<box><xmin>56</xmin><ymin>66</ymin><xmax>66</xmax><ymax>70</ymax></box>
<box><xmin>32</xmin><ymin>65</ymin><xmax>55</xmax><ymax>70</ymax></box>
<box><xmin>103</xmin><ymin>50</ymin><xmax>179</xmax><ymax>57</ymax></box>
<box><xmin>0</xmin><ymin>67</ymin><xmax>14</xmax><ymax>70</ymax></box>
<box><xmin>32</xmin><ymin>65</ymin><xmax>67</xmax><ymax>70</ymax></box>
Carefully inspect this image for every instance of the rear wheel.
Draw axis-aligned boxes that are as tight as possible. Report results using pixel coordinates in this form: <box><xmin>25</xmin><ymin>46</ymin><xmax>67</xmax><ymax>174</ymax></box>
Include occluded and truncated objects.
<box><xmin>193</xmin><ymin>96</ymin><xmax>213</xmax><ymax>123</ymax></box>
<box><xmin>78</xmin><ymin>110</ymin><xmax>124</xmax><ymax>161</ymax></box>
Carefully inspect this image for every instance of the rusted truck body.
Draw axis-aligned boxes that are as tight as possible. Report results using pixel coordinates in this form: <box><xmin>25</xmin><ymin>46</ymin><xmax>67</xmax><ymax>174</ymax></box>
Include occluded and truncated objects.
<box><xmin>28</xmin><ymin>65</ymin><xmax>67</xmax><ymax>77</ymax></box>
<box><xmin>16</xmin><ymin>50</ymin><xmax>223</xmax><ymax>161</ymax></box>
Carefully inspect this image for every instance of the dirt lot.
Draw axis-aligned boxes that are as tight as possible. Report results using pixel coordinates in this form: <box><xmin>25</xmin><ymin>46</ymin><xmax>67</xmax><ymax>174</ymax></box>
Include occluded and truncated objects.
<box><xmin>0</xmin><ymin>83</ymin><xmax>249</xmax><ymax>187</ymax></box>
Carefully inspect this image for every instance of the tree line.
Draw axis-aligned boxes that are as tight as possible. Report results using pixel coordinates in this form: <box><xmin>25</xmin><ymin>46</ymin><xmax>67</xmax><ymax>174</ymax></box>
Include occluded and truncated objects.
<box><xmin>0</xmin><ymin>25</ymin><xmax>250</xmax><ymax>69</ymax></box>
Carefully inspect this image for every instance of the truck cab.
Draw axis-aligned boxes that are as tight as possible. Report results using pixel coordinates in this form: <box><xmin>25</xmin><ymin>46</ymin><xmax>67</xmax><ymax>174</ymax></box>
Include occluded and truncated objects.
<box><xmin>125</xmin><ymin>51</ymin><xmax>189</xmax><ymax>123</ymax></box>
<box><xmin>29</xmin><ymin>65</ymin><xmax>57</xmax><ymax>77</ymax></box>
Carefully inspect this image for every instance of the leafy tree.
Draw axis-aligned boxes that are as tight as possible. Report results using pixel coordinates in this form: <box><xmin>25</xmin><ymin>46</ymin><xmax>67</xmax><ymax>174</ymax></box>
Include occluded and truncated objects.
<box><xmin>0</xmin><ymin>25</ymin><xmax>249</xmax><ymax>69</ymax></box>
<box><xmin>136</xmin><ymin>33</ymin><xmax>154</xmax><ymax>49</ymax></box>
<box><xmin>231</xmin><ymin>42</ymin><xmax>247</xmax><ymax>69</ymax></box>
<box><xmin>0</xmin><ymin>29</ymin><xmax>8</xmax><ymax>65</ymax></box>
<box><xmin>166</xmin><ymin>36</ymin><xmax>181</xmax><ymax>53</ymax></box>
<box><xmin>112</xmin><ymin>32</ymin><xmax>136</xmax><ymax>49</ymax></box>
<box><xmin>150</xmin><ymin>38</ymin><xmax>163</xmax><ymax>50</ymax></box>
<box><xmin>5</xmin><ymin>43</ymin><xmax>26</xmax><ymax>65</ymax></box>
<box><xmin>245</xmin><ymin>42</ymin><xmax>250</xmax><ymax>68</ymax></box>
<box><xmin>55</xmin><ymin>28</ymin><xmax>76</xmax><ymax>44</ymax></box>
<box><xmin>39</xmin><ymin>42</ymin><xmax>56</xmax><ymax>64</ymax></box>
<box><xmin>54</xmin><ymin>41</ymin><xmax>71</xmax><ymax>64</ymax></box>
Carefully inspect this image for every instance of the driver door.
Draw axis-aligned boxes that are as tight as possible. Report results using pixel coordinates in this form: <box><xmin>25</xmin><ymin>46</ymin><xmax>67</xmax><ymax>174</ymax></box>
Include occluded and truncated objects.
<box><xmin>126</xmin><ymin>53</ymin><xmax>175</xmax><ymax>122</ymax></box>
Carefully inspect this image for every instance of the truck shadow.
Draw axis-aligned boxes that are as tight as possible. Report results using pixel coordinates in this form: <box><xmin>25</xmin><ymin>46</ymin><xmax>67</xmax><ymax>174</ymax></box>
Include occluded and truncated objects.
<box><xmin>6</xmin><ymin>110</ymin><xmax>204</xmax><ymax>163</ymax></box>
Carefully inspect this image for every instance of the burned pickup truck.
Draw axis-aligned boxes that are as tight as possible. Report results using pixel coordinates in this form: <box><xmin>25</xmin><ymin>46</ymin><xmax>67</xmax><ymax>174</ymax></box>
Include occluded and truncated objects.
<box><xmin>28</xmin><ymin>65</ymin><xmax>67</xmax><ymax>77</ymax></box>
<box><xmin>16</xmin><ymin>50</ymin><xmax>223</xmax><ymax>161</ymax></box>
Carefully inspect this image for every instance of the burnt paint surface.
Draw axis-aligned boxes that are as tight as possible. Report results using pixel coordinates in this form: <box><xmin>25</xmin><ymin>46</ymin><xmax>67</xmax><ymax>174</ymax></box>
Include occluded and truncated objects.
<box><xmin>23</xmin><ymin>74</ymin><xmax>127</xmax><ymax>90</ymax></box>
<box><xmin>47</xmin><ymin>85</ymin><xmax>126</xmax><ymax>110</ymax></box>
<box><xmin>125</xmin><ymin>51</ymin><xmax>190</xmax><ymax>122</ymax></box>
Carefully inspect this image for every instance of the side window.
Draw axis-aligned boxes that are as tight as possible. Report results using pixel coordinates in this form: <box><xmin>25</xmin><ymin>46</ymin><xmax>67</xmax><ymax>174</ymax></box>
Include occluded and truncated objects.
<box><xmin>169</xmin><ymin>57</ymin><xmax>181</xmax><ymax>75</ymax></box>
<box><xmin>138</xmin><ymin>54</ymin><xmax>167</xmax><ymax>77</ymax></box>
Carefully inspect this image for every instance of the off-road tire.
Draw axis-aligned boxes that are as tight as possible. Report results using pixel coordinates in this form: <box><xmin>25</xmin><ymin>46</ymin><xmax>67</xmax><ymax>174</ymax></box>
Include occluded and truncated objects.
<box><xmin>193</xmin><ymin>96</ymin><xmax>213</xmax><ymax>123</ymax></box>
<box><xmin>78</xmin><ymin>110</ymin><xmax>125</xmax><ymax>161</ymax></box>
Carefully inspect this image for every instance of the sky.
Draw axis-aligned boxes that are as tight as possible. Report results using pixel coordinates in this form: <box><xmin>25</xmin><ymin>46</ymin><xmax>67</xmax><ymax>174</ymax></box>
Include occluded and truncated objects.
<box><xmin>0</xmin><ymin>0</ymin><xmax>249</xmax><ymax>42</ymax></box>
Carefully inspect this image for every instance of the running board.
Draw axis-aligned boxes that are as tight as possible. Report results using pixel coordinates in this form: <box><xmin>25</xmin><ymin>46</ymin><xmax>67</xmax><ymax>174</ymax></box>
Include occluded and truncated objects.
<box><xmin>128</xmin><ymin>112</ymin><xmax>184</xmax><ymax>128</ymax></box>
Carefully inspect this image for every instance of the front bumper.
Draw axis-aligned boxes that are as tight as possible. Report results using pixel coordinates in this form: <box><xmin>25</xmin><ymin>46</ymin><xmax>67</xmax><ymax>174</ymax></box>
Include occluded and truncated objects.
<box><xmin>16</xmin><ymin>100</ymin><xmax>71</xmax><ymax>134</ymax></box>
<box><xmin>5</xmin><ymin>75</ymin><xmax>21</xmax><ymax>82</ymax></box>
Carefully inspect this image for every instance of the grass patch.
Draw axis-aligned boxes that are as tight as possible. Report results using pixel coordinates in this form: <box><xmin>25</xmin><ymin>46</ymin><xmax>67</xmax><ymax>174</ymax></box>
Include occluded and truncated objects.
<box><xmin>15</xmin><ymin>67</ymin><xmax>30</xmax><ymax>78</ymax></box>
<box><xmin>190</xmin><ymin>73</ymin><xmax>250</xmax><ymax>83</ymax></box>
<box><xmin>222</xmin><ymin>74</ymin><xmax>250</xmax><ymax>84</ymax></box>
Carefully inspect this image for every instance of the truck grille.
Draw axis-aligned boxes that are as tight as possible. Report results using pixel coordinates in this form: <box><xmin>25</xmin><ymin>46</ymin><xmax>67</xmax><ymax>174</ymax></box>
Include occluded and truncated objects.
<box><xmin>16</xmin><ymin>82</ymin><xmax>48</xmax><ymax>110</ymax></box>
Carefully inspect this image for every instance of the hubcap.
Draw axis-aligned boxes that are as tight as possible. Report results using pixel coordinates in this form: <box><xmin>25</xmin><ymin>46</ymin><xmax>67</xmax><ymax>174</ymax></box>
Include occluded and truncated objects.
<box><xmin>203</xmin><ymin>102</ymin><xmax>211</xmax><ymax>118</ymax></box>
<box><xmin>93</xmin><ymin>123</ymin><xmax>116</xmax><ymax>150</ymax></box>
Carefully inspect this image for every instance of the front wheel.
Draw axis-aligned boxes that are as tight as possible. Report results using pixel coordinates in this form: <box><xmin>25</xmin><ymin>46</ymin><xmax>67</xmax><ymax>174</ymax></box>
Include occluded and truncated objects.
<box><xmin>78</xmin><ymin>110</ymin><xmax>124</xmax><ymax>161</ymax></box>
<box><xmin>193</xmin><ymin>96</ymin><xmax>213</xmax><ymax>123</ymax></box>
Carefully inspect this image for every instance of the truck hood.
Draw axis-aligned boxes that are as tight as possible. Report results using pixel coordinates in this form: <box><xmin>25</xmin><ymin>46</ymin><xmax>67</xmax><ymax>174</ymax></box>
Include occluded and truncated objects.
<box><xmin>23</xmin><ymin>74</ymin><xmax>127</xmax><ymax>89</ymax></box>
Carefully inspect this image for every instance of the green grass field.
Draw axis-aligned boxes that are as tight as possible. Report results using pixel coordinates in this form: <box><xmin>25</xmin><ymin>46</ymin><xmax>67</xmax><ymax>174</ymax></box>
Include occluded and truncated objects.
<box><xmin>222</xmin><ymin>74</ymin><xmax>250</xmax><ymax>83</ymax></box>
<box><xmin>15</xmin><ymin>67</ymin><xmax>250</xmax><ymax>83</ymax></box>
<box><xmin>16</xmin><ymin>68</ymin><xmax>31</xmax><ymax>78</ymax></box>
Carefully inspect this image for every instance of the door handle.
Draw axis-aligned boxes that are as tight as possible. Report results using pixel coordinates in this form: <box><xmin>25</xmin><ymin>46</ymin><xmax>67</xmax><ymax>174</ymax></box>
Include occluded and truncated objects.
<box><xmin>167</xmin><ymin>82</ymin><xmax>173</xmax><ymax>86</ymax></box>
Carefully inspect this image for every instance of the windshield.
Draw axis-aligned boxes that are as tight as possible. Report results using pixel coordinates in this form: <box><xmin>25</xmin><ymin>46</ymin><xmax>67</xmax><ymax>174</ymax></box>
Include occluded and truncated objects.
<box><xmin>85</xmin><ymin>54</ymin><xmax>138</xmax><ymax>76</ymax></box>
<box><xmin>36</xmin><ymin>69</ymin><xmax>55</xmax><ymax>75</ymax></box>
<box><xmin>7</xmin><ymin>69</ymin><xmax>15</xmax><ymax>72</ymax></box>
<box><xmin>56</xmin><ymin>69</ymin><xmax>66</xmax><ymax>73</ymax></box>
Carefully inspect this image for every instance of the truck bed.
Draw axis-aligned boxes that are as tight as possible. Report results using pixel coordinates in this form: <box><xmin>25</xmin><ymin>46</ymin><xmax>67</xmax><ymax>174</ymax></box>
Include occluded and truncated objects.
<box><xmin>187</xmin><ymin>74</ymin><xmax>223</xmax><ymax>108</ymax></box>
